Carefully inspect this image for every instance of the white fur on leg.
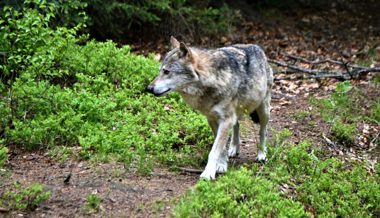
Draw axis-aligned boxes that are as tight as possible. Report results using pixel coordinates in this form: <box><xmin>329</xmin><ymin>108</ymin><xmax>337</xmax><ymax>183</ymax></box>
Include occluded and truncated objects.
<box><xmin>200</xmin><ymin>159</ymin><xmax>217</xmax><ymax>180</ymax></box>
<box><xmin>256</xmin><ymin>150</ymin><xmax>266</xmax><ymax>161</ymax></box>
<box><xmin>200</xmin><ymin>155</ymin><xmax>228</xmax><ymax>180</ymax></box>
<box><xmin>228</xmin><ymin>145</ymin><xmax>239</xmax><ymax>157</ymax></box>
<box><xmin>216</xmin><ymin>155</ymin><xmax>228</xmax><ymax>173</ymax></box>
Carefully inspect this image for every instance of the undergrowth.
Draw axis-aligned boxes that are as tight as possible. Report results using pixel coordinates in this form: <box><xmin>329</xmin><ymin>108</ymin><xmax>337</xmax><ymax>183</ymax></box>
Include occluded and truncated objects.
<box><xmin>174</xmin><ymin>129</ymin><xmax>380</xmax><ymax>218</ymax></box>
<box><xmin>0</xmin><ymin>1</ymin><xmax>212</xmax><ymax>174</ymax></box>
<box><xmin>0</xmin><ymin>140</ymin><xmax>8</xmax><ymax>168</ymax></box>
<box><xmin>311</xmin><ymin>81</ymin><xmax>379</xmax><ymax>146</ymax></box>
<box><xmin>0</xmin><ymin>183</ymin><xmax>51</xmax><ymax>211</ymax></box>
<box><xmin>86</xmin><ymin>193</ymin><xmax>102</xmax><ymax>212</ymax></box>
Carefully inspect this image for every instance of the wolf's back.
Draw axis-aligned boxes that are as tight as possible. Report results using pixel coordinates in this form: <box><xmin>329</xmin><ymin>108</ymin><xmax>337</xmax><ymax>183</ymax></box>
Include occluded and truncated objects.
<box><xmin>231</xmin><ymin>44</ymin><xmax>273</xmax><ymax>86</ymax></box>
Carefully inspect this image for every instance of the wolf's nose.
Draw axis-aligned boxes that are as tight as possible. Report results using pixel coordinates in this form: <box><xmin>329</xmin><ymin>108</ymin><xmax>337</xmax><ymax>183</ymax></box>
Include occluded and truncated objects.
<box><xmin>146</xmin><ymin>85</ymin><xmax>154</xmax><ymax>93</ymax></box>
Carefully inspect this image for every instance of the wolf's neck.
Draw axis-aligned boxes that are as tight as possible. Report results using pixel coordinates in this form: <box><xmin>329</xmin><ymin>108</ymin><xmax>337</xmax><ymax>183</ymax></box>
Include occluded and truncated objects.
<box><xmin>180</xmin><ymin>83</ymin><xmax>204</xmax><ymax>96</ymax></box>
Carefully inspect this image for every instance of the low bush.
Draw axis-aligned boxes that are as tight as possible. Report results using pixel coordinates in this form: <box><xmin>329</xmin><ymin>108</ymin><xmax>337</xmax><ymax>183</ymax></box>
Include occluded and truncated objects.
<box><xmin>311</xmin><ymin>81</ymin><xmax>379</xmax><ymax>146</ymax></box>
<box><xmin>86</xmin><ymin>193</ymin><xmax>101</xmax><ymax>212</ymax></box>
<box><xmin>315</xmin><ymin>81</ymin><xmax>353</xmax><ymax>122</ymax></box>
<box><xmin>331</xmin><ymin>118</ymin><xmax>356</xmax><ymax>146</ymax></box>
<box><xmin>372</xmin><ymin>100</ymin><xmax>380</xmax><ymax>124</ymax></box>
<box><xmin>0</xmin><ymin>0</ymin><xmax>242</xmax><ymax>42</ymax></box>
<box><xmin>0</xmin><ymin>141</ymin><xmax>8</xmax><ymax>168</ymax></box>
<box><xmin>0</xmin><ymin>1</ymin><xmax>212</xmax><ymax>173</ymax></box>
<box><xmin>175</xmin><ymin>167</ymin><xmax>309</xmax><ymax>218</ymax></box>
<box><xmin>174</xmin><ymin>131</ymin><xmax>380</xmax><ymax>217</ymax></box>
<box><xmin>1</xmin><ymin>183</ymin><xmax>51</xmax><ymax>211</ymax></box>
<box><xmin>85</xmin><ymin>0</ymin><xmax>242</xmax><ymax>41</ymax></box>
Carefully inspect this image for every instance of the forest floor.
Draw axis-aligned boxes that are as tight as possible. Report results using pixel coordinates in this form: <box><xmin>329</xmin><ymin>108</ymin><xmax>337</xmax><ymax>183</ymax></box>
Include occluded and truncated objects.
<box><xmin>1</xmin><ymin>4</ymin><xmax>379</xmax><ymax>218</ymax></box>
<box><xmin>2</xmin><ymin>81</ymin><xmax>378</xmax><ymax>218</ymax></box>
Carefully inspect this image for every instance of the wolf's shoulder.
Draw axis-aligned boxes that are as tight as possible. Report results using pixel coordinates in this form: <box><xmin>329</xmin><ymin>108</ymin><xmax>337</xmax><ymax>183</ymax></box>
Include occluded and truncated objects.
<box><xmin>223</xmin><ymin>44</ymin><xmax>262</xmax><ymax>51</ymax></box>
<box><xmin>215</xmin><ymin>44</ymin><xmax>265</xmax><ymax>57</ymax></box>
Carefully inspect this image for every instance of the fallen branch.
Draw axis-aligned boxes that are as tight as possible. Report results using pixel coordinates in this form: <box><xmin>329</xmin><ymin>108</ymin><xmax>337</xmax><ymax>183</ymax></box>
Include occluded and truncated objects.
<box><xmin>269</xmin><ymin>58</ymin><xmax>380</xmax><ymax>80</ymax></box>
<box><xmin>355</xmin><ymin>67</ymin><xmax>380</xmax><ymax>74</ymax></box>
<box><xmin>322</xmin><ymin>134</ymin><xmax>337</xmax><ymax>148</ymax></box>
<box><xmin>274</xmin><ymin>72</ymin><xmax>351</xmax><ymax>81</ymax></box>
<box><xmin>269</xmin><ymin>59</ymin><xmax>320</xmax><ymax>75</ymax></box>
<box><xmin>281</xmin><ymin>53</ymin><xmax>367</xmax><ymax>69</ymax></box>
<box><xmin>177</xmin><ymin>167</ymin><xmax>227</xmax><ymax>175</ymax></box>
<box><xmin>177</xmin><ymin>167</ymin><xmax>203</xmax><ymax>174</ymax></box>
<box><xmin>0</xmin><ymin>207</ymin><xmax>9</xmax><ymax>213</ymax></box>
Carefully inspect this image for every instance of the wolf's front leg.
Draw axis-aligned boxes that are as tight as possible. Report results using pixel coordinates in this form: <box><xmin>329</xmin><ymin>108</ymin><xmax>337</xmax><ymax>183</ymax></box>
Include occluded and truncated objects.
<box><xmin>200</xmin><ymin>118</ymin><xmax>233</xmax><ymax>180</ymax></box>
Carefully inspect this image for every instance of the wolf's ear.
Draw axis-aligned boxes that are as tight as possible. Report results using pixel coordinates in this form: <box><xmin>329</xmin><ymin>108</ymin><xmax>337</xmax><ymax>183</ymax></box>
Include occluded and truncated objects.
<box><xmin>170</xmin><ymin>36</ymin><xmax>180</xmax><ymax>49</ymax></box>
<box><xmin>179</xmin><ymin>42</ymin><xmax>192</xmax><ymax>59</ymax></box>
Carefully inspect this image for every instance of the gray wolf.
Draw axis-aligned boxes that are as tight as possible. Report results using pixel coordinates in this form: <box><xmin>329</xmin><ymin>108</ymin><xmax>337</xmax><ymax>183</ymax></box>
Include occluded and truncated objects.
<box><xmin>146</xmin><ymin>37</ymin><xmax>273</xmax><ymax>180</ymax></box>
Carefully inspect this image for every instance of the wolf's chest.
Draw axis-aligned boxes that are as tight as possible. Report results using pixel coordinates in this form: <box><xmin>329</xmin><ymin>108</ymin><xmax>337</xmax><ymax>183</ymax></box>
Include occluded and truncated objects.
<box><xmin>180</xmin><ymin>92</ymin><xmax>205</xmax><ymax>111</ymax></box>
<box><xmin>179</xmin><ymin>88</ymin><xmax>214</xmax><ymax>115</ymax></box>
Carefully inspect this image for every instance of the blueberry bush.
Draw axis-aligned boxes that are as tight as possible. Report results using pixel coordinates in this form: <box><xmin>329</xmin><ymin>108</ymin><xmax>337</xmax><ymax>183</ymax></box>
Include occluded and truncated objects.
<box><xmin>0</xmin><ymin>1</ymin><xmax>212</xmax><ymax>173</ymax></box>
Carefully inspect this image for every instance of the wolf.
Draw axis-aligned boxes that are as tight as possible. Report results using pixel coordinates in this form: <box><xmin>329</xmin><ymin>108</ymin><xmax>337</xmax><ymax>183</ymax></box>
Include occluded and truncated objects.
<box><xmin>146</xmin><ymin>37</ymin><xmax>273</xmax><ymax>180</ymax></box>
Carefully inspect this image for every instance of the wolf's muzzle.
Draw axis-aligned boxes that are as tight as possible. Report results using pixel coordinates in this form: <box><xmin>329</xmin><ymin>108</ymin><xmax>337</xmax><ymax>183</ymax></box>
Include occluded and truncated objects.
<box><xmin>146</xmin><ymin>85</ymin><xmax>154</xmax><ymax>93</ymax></box>
<box><xmin>146</xmin><ymin>85</ymin><xmax>171</xmax><ymax>96</ymax></box>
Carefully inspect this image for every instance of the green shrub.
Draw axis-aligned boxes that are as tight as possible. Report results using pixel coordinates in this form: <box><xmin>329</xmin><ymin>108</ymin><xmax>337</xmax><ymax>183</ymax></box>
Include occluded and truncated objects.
<box><xmin>0</xmin><ymin>83</ymin><xmax>11</xmax><ymax>134</ymax></box>
<box><xmin>174</xmin><ymin>138</ymin><xmax>379</xmax><ymax>217</ymax></box>
<box><xmin>0</xmin><ymin>0</ymin><xmax>88</xmax><ymax>29</ymax></box>
<box><xmin>1</xmin><ymin>183</ymin><xmax>51</xmax><ymax>211</ymax></box>
<box><xmin>331</xmin><ymin>119</ymin><xmax>356</xmax><ymax>146</ymax></box>
<box><xmin>298</xmin><ymin>162</ymin><xmax>380</xmax><ymax>217</ymax></box>
<box><xmin>282</xmin><ymin>141</ymin><xmax>318</xmax><ymax>176</ymax></box>
<box><xmin>372</xmin><ymin>100</ymin><xmax>380</xmax><ymax>124</ymax></box>
<box><xmin>0</xmin><ymin>0</ymin><xmax>241</xmax><ymax>42</ymax></box>
<box><xmin>0</xmin><ymin>141</ymin><xmax>8</xmax><ymax>168</ymax></box>
<box><xmin>86</xmin><ymin>0</ymin><xmax>241</xmax><ymax>40</ymax></box>
<box><xmin>174</xmin><ymin>167</ymin><xmax>309</xmax><ymax>218</ymax></box>
<box><xmin>311</xmin><ymin>81</ymin><xmax>380</xmax><ymax>146</ymax></box>
<box><xmin>0</xmin><ymin>2</ymin><xmax>212</xmax><ymax>173</ymax></box>
<box><xmin>86</xmin><ymin>193</ymin><xmax>101</xmax><ymax>211</ymax></box>
<box><xmin>315</xmin><ymin>81</ymin><xmax>353</xmax><ymax>122</ymax></box>
<box><xmin>0</xmin><ymin>1</ymin><xmax>82</xmax><ymax>83</ymax></box>
<box><xmin>4</xmin><ymin>39</ymin><xmax>211</xmax><ymax>170</ymax></box>
<box><xmin>293</xmin><ymin>110</ymin><xmax>310</xmax><ymax>121</ymax></box>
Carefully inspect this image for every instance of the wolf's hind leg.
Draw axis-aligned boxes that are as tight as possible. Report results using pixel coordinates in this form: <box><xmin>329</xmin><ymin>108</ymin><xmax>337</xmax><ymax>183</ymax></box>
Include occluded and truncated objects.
<box><xmin>228</xmin><ymin>121</ymin><xmax>240</xmax><ymax>157</ymax></box>
<box><xmin>256</xmin><ymin>98</ymin><xmax>270</xmax><ymax>162</ymax></box>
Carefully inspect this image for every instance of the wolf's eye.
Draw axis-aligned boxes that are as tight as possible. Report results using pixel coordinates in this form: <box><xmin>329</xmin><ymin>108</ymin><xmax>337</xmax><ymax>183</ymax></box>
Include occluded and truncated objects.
<box><xmin>163</xmin><ymin>69</ymin><xmax>170</xmax><ymax>75</ymax></box>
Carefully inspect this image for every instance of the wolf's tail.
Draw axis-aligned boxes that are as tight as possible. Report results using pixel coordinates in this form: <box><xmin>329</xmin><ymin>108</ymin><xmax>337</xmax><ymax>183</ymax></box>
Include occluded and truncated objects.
<box><xmin>250</xmin><ymin>110</ymin><xmax>260</xmax><ymax>124</ymax></box>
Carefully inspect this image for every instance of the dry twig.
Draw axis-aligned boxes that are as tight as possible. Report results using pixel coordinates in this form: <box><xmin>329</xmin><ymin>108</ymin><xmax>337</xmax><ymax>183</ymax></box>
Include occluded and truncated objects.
<box><xmin>269</xmin><ymin>57</ymin><xmax>380</xmax><ymax>81</ymax></box>
<box><xmin>281</xmin><ymin>53</ymin><xmax>367</xmax><ymax>69</ymax></box>
<box><xmin>0</xmin><ymin>207</ymin><xmax>9</xmax><ymax>213</ymax></box>
<box><xmin>322</xmin><ymin>134</ymin><xmax>337</xmax><ymax>148</ymax></box>
<box><xmin>177</xmin><ymin>167</ymin><xmax>203</xmax><ymax>174</ymax></box>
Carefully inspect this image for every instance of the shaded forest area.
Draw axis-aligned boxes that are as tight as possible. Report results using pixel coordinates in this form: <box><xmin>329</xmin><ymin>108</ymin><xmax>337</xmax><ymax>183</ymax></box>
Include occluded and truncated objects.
<box><xmin>2</xmin><ymin>0</ymin><xmax>379</xmax><ymax>46</ymax></box>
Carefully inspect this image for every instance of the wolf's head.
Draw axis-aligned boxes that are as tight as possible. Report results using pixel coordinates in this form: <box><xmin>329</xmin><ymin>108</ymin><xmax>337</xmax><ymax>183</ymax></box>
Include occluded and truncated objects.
<box><xmin>146</xmin><ymin>37</ymin><xmax>199</xmax><ymax>96</ymax></box>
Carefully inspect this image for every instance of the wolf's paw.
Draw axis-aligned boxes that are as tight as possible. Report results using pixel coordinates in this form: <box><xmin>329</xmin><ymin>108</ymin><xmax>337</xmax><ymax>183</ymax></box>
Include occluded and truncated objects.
<box><xmin>256</xmin><ymin>151</ymin><xmax>266</xmax><ymax>163</ymax></box>
<box><xmin>216</xmin><ymin>158</ymin><xmax>228</xmax><ymax>173</ymax></box>
<box><xmin>200</xmin><ymin>168</ymin><xmax>216</xmax><ymax>180</ymax></box>
<box><xmin>200</xmin><ymin>158</ymin><xmax>217</xmax><ymax>180</ymax></box>
<box><xmin>228</xmin><ymin>146</ymin><xmax>239</xmax><ymax>158</ymax></box>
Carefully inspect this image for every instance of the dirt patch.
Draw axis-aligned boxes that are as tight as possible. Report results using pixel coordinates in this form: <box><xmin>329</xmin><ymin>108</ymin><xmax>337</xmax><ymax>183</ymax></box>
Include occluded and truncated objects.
<box><xmin>1</xmin><ymin>151</ymin><xmax>198</xmax><ymax>217</ymax></box>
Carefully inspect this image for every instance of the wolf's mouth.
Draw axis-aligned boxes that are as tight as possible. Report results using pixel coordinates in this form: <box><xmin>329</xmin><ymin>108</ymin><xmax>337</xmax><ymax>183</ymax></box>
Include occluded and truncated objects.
<box><xmin>154</xmin><ymin>88</ymin><xmax>172</xmax><ymax>96</ymax></box>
